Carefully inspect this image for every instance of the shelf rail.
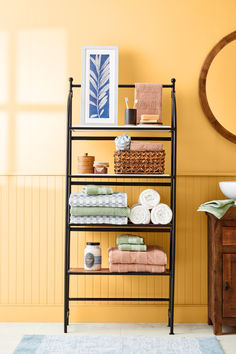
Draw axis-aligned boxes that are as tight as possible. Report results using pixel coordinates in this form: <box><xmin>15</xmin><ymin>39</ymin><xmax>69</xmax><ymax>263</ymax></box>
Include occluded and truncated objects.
<box><xmin>69</xmin><ymin>297</ymin><xmax>170</xmax><ymax>302</ymax></box>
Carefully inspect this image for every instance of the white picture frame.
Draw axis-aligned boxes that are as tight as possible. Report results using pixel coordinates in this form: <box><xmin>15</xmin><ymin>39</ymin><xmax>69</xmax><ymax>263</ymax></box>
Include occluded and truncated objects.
<box><xmin>80</xmin><ymin>46</ymin><xmax>118</xmax><ymax>126</ymax></box>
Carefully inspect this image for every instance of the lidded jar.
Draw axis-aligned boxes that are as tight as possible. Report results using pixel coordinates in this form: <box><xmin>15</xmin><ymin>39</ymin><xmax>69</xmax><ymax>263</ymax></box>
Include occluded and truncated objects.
<box><xmin>84</xmin><ymin>242</ymin><xmax>101</xmax><ymax>271</ymax></box>
<box><xmin>93</xmin><ymin>161</ymin><xmax>109</xmax><ymax>174</ymax></box>
<box><xmin>78</xmin><ymin>153</ymin><xmax>95</xmax><ymax>174</ymax></box>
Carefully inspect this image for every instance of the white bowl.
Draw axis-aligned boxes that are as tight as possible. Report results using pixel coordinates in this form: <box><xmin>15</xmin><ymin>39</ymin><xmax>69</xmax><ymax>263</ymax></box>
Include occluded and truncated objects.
<box><xmin>219</xmin><ymin>181</ymin><xmax>236</xmax><ymax>204</ymax></box>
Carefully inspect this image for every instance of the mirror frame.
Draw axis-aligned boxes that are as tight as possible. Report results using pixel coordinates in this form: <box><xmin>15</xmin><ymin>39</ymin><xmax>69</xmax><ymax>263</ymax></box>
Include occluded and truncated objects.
<box><xmin>199</xmin><ymin>31</ymin><xmax>236</xmax><ymax>144</ymax></box>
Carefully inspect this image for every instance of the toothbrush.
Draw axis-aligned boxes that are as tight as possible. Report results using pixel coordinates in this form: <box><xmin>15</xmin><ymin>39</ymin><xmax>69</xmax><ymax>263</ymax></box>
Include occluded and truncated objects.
<box><xmin>133</xmin><ymin>99</ymin><xmax>138</xmax><ymax>109</ymax></box>
<box><xmin>125</xmin><ymin>97</ymin><xmax>129</xmax><ymax>109</ymax></box>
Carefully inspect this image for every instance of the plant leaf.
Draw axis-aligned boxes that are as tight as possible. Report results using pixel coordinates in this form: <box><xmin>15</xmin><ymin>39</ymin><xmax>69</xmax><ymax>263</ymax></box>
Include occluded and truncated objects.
<box><xmin>99</xmin><ymin>90</ymin><xmax>107</xmax><ymax>101</ymax></box>
<box><xmin>98</xmin><ymin>54</ymin><xmax>101</xmax><ymax>69</ymax></box>
<box><xmin>90</xmin><ymin>76</ymin><xmax>97</xmax><ymax>91</ymax></box>
<box><xmin>100</xmin><ymin>109</ymin><xmax>104</xmax><ymax>116</ymax></box>
<box><xmin>99</xmin><ymin>95</ymin><xmax>108</xmax><ymax>110</ymax></box>
<box><xmin>100</xmin><ymin>75</ymin><xmax>109</xmax><ymax>88</ymax></box>
<box><xmin>101</xmin><ymin>56</ymin><xmax>110</xmax><ymax>71</ymax></box>
<box><xmin>99</xmin><ymin>83</ymin><xmax>109</xmax><ymax>96</ymax></box>
<box><xmin>90</xmin><ymin>90</ymin><xmax>97</xmax><ymax>99</ymax></box>
<box><xmin>95</xmin><ymin>55</ymin><xmax>101</xmax><ymax>71</ymax></box>
<box><xmin>90</xmin><ymin>70</ymin><xmax>97</xmax><ymax>82</ymax></box>
<box><xmin>90</xmin><ymin>114</ymin><xmax>98</xmax><ymax>118</ymax></box>
<box><xmin>101</xmin><ymin>62</ymin><xmax>109</xmax><ymax>78</ymax></box>
<box><xmin>89</xmin><ymin>100</ymin><xmax>97</xmax><ymax>107</ymax></box>
<box><xmin>100</xmin><ymin>66</ymin><xmax>110</xmax><ymax>87</ymax></box>
<box><xmin>90</xmin><ymin>56</ymin><xmax>99</xmax><ymax>73</ymax></box>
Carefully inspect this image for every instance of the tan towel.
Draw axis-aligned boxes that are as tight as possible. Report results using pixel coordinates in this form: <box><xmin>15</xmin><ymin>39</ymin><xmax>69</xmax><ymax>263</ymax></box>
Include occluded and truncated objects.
<box><xmin>130</xmin><ymin>141</ymin><xmax>163</xmax><ymax>152</ymax></box>
<box><xmin>108</xmin><ymin>245</ymin><xmax>167</xmax><ymax>265</ymax></box>
<box><xmin>135</xmin><ymin>83</ymin><xmax>162</xmax><ymax>123</ymax></box>
<box><xmin>109</xmin><ymin>263</ymin><xmax>166</xmax><ymax>273</ymax></box>
<box><xmin>140</xmin><ymin>114</ymin><xmax>160</xmax><ymax>122</ymax></box>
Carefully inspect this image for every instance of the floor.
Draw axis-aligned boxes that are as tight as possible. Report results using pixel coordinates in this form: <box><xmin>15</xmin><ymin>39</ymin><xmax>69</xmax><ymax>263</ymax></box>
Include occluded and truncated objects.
<box><xmin>0</xmin><ymin>323</ymin><xmax>235</xmax><ymax>354</ymax></box>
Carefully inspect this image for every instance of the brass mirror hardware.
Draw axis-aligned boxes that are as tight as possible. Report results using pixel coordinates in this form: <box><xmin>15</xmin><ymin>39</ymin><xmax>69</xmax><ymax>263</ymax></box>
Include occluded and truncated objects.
<box><xmin>199</xmin><ymin>31</ymin><xmax>236</xmax><ymax>144</ymax></box>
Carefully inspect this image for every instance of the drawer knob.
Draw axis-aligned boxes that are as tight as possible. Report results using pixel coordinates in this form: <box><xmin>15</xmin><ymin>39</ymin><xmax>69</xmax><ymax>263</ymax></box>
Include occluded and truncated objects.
<box><xmin>224</xmin><ymin>281</ymin><xmax>230</xmax><ymax>291</ymax></box>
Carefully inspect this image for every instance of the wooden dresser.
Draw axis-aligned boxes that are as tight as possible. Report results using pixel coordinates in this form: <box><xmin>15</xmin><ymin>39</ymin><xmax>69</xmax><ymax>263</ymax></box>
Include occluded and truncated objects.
<box><xmin>207</xmin><ymin>206</ymin><xmax>236</xmax><ymax>335</ymax></box>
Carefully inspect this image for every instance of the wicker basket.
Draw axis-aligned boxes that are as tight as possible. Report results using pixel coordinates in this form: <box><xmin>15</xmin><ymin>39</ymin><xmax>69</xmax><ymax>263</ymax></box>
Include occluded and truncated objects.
<box><xmin>114</xmin><ymin>150</ymin><xmax>165</xmax><ymax>174</ymax></box>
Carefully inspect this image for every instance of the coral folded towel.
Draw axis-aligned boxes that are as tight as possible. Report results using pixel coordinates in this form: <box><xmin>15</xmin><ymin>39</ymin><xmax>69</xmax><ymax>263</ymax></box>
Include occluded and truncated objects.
<box><xmin>130</xmin><ymin>141</ymin><xmax>163</xmax><ymax>152</ymax></box>
<box><xmin>109</xmin><ymin>263</ymin><xmax>165</xmax><ymax>273</ymax></box>
<box><xmin>135</xmin><ymin>83</ymin><xmax>162</xmax><ymax>124</ymax></box>
<box><xmin>108</xmin><ymin>245</ymin><xmax>167</xmax><ymax>265</ymax></box>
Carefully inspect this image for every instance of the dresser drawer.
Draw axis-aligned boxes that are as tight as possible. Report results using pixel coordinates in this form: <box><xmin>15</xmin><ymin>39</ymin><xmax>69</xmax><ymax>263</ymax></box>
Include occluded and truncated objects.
<box><xmin>223</xmin><ymin>227</ymin><xmax>236</xmax><ymax>246</ymax></box>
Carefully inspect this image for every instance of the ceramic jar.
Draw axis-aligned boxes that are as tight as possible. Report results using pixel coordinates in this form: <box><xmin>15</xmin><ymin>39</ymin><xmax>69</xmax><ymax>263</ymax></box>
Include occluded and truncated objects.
<box><xmin>84</xmin><ymin>242</ymin><xmax>102</xmax><ymax>271</ymax></box>
<box><xmin>93</xmin><ymin>161</ymin><xmax>109</xmax><ymax>174</ymax></box>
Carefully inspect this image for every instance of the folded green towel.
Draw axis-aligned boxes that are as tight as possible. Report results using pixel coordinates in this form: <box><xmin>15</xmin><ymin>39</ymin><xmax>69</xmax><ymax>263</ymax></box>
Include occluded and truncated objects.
<box><xmin>70</xmin><ymin>206</ymin><xmax>130</xmax><ymax>217</ymax></box>
<box><xmin>118</xmin><ymin>244</ymin><xmax>147</xmax><ymax>251</ymax></box>
<box><xmin>116</xmin><ymin>235</ymin><xmax>144</xmax><ymax>245</ymax></box>
<box><xmin>197</xmin><ymin>199</ymin><xmax>235</xmax><ymax>219</ymax></box>
<box><xmin>82</xmin><ymin>185</ymin><xmax>113</xmax><ymax>195</ymax></box>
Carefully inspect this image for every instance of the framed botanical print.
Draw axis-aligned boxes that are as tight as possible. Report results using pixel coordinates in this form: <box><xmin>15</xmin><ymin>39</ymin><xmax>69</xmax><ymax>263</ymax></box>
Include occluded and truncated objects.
<box><xmin>81</xmin><ymin>46</ymin><xmax>118</xmax><ymax>126</ymax></box>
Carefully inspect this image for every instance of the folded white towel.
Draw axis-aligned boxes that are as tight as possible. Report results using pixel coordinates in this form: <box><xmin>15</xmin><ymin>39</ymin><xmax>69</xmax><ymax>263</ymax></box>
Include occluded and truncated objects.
<box><xmin>139</xmin><ymin>189</ymin><xmax>160</xmax><ymax>209</ymax></box>
<box><xmin>69</xmin><ymin>192</ymin><xmax>128</xmax><ymax>207</ymax></box>
<box><xmin>151</xmin><ymin>203</ymin><xmax>172</xmax><ymax>225</ymax></box>
<box><xmin>129</xmin><ymin>204</ymin><xmax>151</xmax><ymax>224</ymax></box>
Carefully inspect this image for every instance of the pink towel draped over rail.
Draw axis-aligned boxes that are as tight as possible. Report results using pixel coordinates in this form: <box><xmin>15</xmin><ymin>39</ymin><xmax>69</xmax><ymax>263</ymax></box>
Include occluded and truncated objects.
<box><xmin>109</xmin><ymin>263</ymin><xmax>166</xmax><ymax>273</ymax></box>
<box><xmin>108</xmin><ymin>245</ymin><xmax>167</xmax><ymax>265</ymax></box>
<box><xmin>135</xmin><ymin>83</ymin><xmax>162</xmax><ymax>124</ymax></box>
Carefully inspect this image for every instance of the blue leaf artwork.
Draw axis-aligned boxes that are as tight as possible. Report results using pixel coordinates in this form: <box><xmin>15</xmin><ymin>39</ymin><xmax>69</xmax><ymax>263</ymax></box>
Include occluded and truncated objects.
<box><xmin>89</xmin><ymin>54</ymin><xmax>110</xmax><ymax>118</ymax></box>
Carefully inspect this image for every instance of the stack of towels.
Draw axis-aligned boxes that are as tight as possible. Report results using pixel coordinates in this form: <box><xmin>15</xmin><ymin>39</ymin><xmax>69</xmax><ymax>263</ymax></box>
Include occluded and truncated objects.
<box><xmin>108</xmin><ymin>235</ymin><xmax>167</xmax><ymax>273</ymax></box>
<box><xmin>129</xmin><ymin>189</ymin><xmax>173</xmax><ymax>225</ymax></box>
<box><xmin>116</xmin><ymin>234</ymin><xmax>147</xmax><ymax>251</ymax></box>
<box><xmin>69</xmin><ymin>185</ymin><xmax>130</xmax><ymax>225</ymax></box>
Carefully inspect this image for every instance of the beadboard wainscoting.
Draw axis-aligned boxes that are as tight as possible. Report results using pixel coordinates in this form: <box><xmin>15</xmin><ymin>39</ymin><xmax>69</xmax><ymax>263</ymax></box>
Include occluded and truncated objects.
<box><xmin>0</xmin><ymin>174</ymin><xmax>235</xmax><ymax>322</ymax></box>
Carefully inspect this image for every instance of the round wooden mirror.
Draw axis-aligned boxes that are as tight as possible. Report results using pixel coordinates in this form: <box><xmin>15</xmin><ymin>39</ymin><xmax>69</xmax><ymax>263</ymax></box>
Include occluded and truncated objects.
<box><xmin>199</xmin><ymin>31</ymin><xmax>236</xmax><ymax>143</ymax></box>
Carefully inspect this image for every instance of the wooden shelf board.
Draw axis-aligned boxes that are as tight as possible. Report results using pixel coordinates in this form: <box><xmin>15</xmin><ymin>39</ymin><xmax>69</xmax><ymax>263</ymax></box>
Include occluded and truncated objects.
<box><xmin>71</xmin><ymin>125</ymin><xmax>172</xmax><ymax>132</ymax></box>
<box><xmin>68</xmin><ymin>268</ymin><xmax>170</xmax><ymax>275</ymax></box>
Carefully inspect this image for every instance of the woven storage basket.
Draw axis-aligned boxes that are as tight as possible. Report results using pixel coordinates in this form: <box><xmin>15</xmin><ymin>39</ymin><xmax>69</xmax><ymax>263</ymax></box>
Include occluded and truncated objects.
<box><xmin>114</xmin><ymin>150</ymin><xmax>165</xmax><ymax>174</ymax></box>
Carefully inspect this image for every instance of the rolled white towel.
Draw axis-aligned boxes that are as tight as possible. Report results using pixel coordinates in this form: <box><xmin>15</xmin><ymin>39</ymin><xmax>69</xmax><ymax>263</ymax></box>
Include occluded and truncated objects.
<box><xmin>139</xmin><ymin>189</ymin><xmax>160</xmax><ymax>209</ymax></box>
<box><xmin>115</xmin><ymin>134</ymin><xmax>131</xmax><ymax>151</ymax></box>
<box><xmin>129</xmin><ymin>204</ymin><xmax>151</xmax><ymax>224</ymax></box>
<box><xmin>151</xmin><ymin>203</ymin><xmax>173</xmax><ymax>225</ymax></box>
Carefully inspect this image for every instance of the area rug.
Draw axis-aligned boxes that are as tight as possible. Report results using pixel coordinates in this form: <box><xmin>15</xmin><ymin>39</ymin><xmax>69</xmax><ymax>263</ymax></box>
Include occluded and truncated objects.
<box><xmin>13</xmin><ymin>335</ymin><xmax>223</xmax><ymax>354</ymax></box>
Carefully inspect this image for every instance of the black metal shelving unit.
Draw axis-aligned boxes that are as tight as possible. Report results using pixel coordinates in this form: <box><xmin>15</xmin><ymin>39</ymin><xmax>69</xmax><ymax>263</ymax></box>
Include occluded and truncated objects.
<box><xmin>64</xmin><ymin>78</ymin><xmax>177</xmax><ymax>334</ymax></box>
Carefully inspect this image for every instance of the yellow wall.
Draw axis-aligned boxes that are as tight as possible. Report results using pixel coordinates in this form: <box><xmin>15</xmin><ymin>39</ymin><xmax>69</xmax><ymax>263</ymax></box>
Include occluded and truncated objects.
<box><xmin>0</xmin><ymin>0</ymin><xmax>236</xmax><ymax>323</ymax></box>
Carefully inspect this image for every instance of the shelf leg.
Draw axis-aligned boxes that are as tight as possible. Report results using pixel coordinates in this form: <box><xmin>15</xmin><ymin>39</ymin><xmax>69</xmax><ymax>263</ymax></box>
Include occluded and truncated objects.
<box><xmin>169</xmin><ymin>268</ymin><xmax>175</xmax><ymax>335</ymax></box>
<box><xmin>64</xmin><ymin>228</ymin><xmax>70</xmax><ymax>333</ymax></box>
<box><xmin>64</xmin><ymin>272</ymin><xmax>69</xmax><ymax>333</ymax></box>
<box><xmin>64</xmin><ymin>80</ymin><xmax>73</xmax><ymax>334</ymax></box>
<box><xmin>167</xmin><ymin>308</ymin><xmax>171</xmax><ymax>327</ymax></box>
<box><xmin>168</xmin><ymin>233</ymin><xmax>173</xmax><ymax>328</ymax></box>
<box><xmin>169</xmin><ymin>82</ymin><xmax>176</xmax><ymax>335</ymax></box>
